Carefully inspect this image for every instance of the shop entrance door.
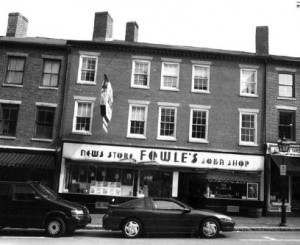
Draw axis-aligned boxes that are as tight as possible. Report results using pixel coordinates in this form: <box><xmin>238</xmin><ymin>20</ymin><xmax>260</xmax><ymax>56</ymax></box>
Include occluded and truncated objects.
<box><xmin>292</xmin><ymin>176</ymin><xmax>300</xmax><ymax>213</ymax></box>
<box><xmin>187</xmin><ymin>175</ymin><xmax>207</xmax><ymax>209</ymax></box>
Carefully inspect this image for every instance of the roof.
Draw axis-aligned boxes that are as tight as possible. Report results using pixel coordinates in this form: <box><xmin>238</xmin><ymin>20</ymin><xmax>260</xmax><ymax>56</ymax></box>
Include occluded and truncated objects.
<box><xmin>0</xmin><ymin>36</ymin><xmax>66</xmax><ymax>46</ymax></box>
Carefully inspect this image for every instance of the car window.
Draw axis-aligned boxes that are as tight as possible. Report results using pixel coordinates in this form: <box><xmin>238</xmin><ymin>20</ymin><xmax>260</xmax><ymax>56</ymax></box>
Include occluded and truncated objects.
<box><xmin>0</xmin><ymin>183</ymin><xmax>11</xmax><ymax>200</ymax></box>
<box><xmin>153</xmin><ymin>200</ymin><xmax>185</xmax><ymax>210</ymax></box>
<box><xmin>120</xmin><ymin>198</ymin><xmax>146</xmax><ymax>209</ymax></box>
<box><xmin>13</xmin><ymin>185</ymin><xmax>36</xmax><ymax>201</ymax></box>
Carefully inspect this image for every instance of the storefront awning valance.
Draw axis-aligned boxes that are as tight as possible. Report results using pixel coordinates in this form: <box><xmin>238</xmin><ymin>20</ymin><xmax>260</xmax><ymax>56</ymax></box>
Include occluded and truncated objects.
<box><xmin>0</xmin><ymin>152</ymin><xmax>55</xmax><ymax>170</ymax></box>
<box><xmin>271</xmin><ymin>155</ymin><xmax>300</xmax><ymax>175</ymax></box>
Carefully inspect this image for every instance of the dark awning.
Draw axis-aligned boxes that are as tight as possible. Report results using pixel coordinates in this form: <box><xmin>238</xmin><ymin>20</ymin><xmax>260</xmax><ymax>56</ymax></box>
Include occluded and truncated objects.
<box><xmin>271</xmin><ymin>155</ymin><xmax>300</xmax><ymax>175</ymax></box>
<box><xmin>0</xmin><ymin>152</ymin><xmax>55</xmax><ymax>170</ymax></box>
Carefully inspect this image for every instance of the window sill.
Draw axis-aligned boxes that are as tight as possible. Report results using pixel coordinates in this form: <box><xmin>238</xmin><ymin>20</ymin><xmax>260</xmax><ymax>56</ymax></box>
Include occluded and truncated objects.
<box><xmin>126</xmin><ymin>135</ymin><xmax>147</xmax><ymax>139</ymax></box>
<box><xmin>277</xmin><ymin>97</ymin><xmax>296</xmax><ymax>101</ymax></box>
<box><xmin>76</xmin><ymin>81</ymin><xmax>96</xmax><ymax>85</ymax></box>
<box><xmin>130</xmin><ymin>85</ymin><xmax>150</xmax><ymax>90</ymax></box>
<box><xmin>2</xmin><ymin>84</ymin><xmax>23</xmax><ymax>88</ymax></box>
<box><xmin>159</xmin><ymin>87</ymin><xmax>179</xmax><ymax>92</ymax></box>
<box><xmin>31</xmin><ymin>138</ymin><xmax>53</xmax><ymax>142</ymax></box>
<box><xmin>239</xmin><ymin>142</ymin><xmax>258</xmax><ymax>147</ymax></box>
<box><xmin>239</xmin><ymin>94</ymin><xmax>259</xmax><ymax>98</ymax></box>
<box><xmin>39</xmin><ymin>86</ymin><xmax>59</xmax><ymax>90</ymax></box>
<box><xmin>72</xmin><ymin>131</ymin><xmax>92</xmax><ymax>136</ymax></box>
<box><xmin>0</xmin><ymin>135</ymin><xmax>16</xmax><ymax>140</ymax></box>
<box><xmin>191</xmin><ymin>90</ymin><xmax>210</xmax><ymax>94</ymax></box>
<box><xmin>156</xmin><ymin>137</ymin><xmax>177</xmax><ymax>141</ymax></box>
<box><xmin>189</xmin><ymin>139</ymin><xmax>209</xmax><ymax>144</ymax></box>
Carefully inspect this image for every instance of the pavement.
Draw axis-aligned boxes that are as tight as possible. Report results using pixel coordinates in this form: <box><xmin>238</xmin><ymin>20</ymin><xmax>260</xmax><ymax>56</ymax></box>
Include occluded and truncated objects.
<box><xmin>86</xmin><ymin>213</ymin><xmax>300</xmax><ymax>231</ymax></box>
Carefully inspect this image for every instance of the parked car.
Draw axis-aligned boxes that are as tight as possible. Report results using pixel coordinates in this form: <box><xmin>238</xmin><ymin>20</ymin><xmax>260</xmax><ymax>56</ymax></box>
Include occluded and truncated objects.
<box><xmin>0</xmin><ymin>181</ymin><xmax>91</xmax><ymax>237</ymax></box>
<box><xmin>103</xmin><ymin>197</ymin><xmax>235</xmax><ymax>238</ymax></box>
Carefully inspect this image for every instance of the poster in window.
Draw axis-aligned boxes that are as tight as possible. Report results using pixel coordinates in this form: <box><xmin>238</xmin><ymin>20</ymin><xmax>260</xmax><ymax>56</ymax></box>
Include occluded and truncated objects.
<box><xmin>247</xmin><ymin>183</ymin><xmax>258</xmax><ymax>200</ymax></box>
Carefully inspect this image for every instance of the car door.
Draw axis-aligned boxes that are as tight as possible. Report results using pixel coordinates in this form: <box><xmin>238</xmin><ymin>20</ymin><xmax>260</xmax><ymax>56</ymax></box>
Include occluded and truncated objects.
<box><xmin>11</xmin><ymin>184</ymin><xmax>45</xmax><ymax>228</ymax></box>
<box><xmin>152</xmin><ymin>199</ymin><xmax>194</xmax><ymax>233</ymax></box>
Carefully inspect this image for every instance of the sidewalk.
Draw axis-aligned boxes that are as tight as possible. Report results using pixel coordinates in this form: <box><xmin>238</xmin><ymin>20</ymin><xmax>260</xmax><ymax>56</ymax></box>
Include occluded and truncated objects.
<box><xmin>86</xmin><ymin>214</ymin><xmax>300</xmax><ymax>231</ymax></box>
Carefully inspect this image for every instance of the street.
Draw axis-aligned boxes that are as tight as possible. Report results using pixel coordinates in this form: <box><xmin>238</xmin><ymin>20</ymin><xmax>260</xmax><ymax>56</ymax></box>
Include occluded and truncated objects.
<box><xmin>1</xmin><ymin>229</ymin><xmax>300</xmax><ymax>245</ymax></box>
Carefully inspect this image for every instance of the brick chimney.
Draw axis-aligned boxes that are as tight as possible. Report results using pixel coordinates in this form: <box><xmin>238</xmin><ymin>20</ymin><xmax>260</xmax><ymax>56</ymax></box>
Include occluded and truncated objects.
<box><xmin>93</xmin><ymin>12</ymin><xmax>113</xmax><ymax>41</ymax></box>
<box><xmin>6</xmin><ymin>12</ymin><xmax>28</xmax><ymax>38</ymax></box>
<box><xmin>125</xmin><ymin>22</ymin><xmax>138</xmax><ymax>42</ymax></box>
<box><xmin>256</xmin><ymin>26</ymin><xmax>269</xmax><ymax>55</ymax></box>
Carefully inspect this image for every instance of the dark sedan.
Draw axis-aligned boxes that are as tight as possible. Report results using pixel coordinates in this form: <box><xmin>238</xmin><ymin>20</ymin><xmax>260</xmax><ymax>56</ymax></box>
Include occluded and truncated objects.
<box><xmin>103</xmin><ymin>197</ymin><xmax>235</xmax><ymax>238</ymax></box>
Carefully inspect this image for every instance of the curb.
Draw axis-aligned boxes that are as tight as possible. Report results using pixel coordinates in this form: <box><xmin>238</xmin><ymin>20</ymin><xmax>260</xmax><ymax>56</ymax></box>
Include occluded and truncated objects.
<box><xmin>85</xmin><ymin>224</ymin><xmax>300</xmax><ymax>232</ymax></box>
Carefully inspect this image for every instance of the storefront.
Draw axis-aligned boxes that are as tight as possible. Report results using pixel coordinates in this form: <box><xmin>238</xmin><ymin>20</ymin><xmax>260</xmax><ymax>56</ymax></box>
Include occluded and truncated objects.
<box><xmin>59</xmin><ymin>142</ymin><xmax>264</xmax><ymax>214</ymax></box>
<box><xmin>266</xmin><ymin>143</ymin><xmax>300</xmax><ymax>214</ymax></box>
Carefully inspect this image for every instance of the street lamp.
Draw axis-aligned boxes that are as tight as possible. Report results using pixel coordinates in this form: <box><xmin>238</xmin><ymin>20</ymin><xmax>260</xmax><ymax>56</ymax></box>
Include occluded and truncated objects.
<box><xmin>277</xmin><ymin>136</ymin><xmax>290</xmax><ymax>226</ymax></box>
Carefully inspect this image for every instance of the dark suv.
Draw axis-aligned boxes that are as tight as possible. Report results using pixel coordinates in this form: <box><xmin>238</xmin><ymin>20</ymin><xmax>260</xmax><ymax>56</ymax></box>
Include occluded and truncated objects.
<box><xmin>0</xmin><ymin>181</ymin><xmax>91</xmax><ymax>237</ymax></box>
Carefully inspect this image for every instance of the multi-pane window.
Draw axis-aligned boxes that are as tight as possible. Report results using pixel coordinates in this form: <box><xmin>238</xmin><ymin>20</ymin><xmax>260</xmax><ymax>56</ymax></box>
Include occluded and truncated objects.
<box><xmin>5</xmin><ymin>57</ymin><xmax>25</xmax><ymax>85</ymax></box>
<box><xmin>78</xmin><ymin>56</ymin><xmax>97</xmax><ymax>83</ymax></box>
<box><xmin>279</xmin><ymin>111</ymin><xmax>295</xmax><ymax>141</ymax></box>
<box><xmin>41</xmin><ymin>60</ymin><xmax>60</xmax><ymax>87</ymax></box>
<box><xmin>192</xmin><ymin>65</ymin><xmax>210</xmax><ymax>92</ymax></box>
<box><xmin>158</xmin><ymin>107</ymin><xmax>177</xmax><ymax>140</ymax></box>
<box><xmin>240</xmin><ymin>69</ymin><xmax>257</xmax><ymax>95</ymax></box>
<box><xmin>190</xmin><ymin>109</ymin><xmax>208</xmax><ymax>142</ymax></box>
<box><xmin>127</xmin><ymin>104</ymin><xmax>147</xmax><ymax>138</ymax></box>
<box><xmin>0</xmin><ymin>104</ymin><xmax>19</xmax><ymax>136</ymax></box>
<box><xmin>161</xmin><ymin>63</ymin><xmax>179</xmax><ymax>90</ymax></box>
<box><xmin>34</xmin><ymin>106</ymin><xmax>55</xmax><ymax>139</ymax></box>
<box><xmin>240</xmin><ymin>113</ymin><xmax>256</xmax><ymax>144</ymax></box>
<box><xmin>132</xmin><ymin>60</ymin><xmax>150</xmax><ymax>87</ymax></box>
<box><xmin>73</xmin><ymin>101</ymin><xmax>93</xmax><ymax>133</ymax></box>
<box><xmin>278</xmin><ymin>73</ymin><xmax>294</xmax><ymax>98</ymax></box>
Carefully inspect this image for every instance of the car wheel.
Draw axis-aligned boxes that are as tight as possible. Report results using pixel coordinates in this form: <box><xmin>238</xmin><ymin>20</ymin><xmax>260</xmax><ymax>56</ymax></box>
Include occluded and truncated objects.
<box><xmin>199</xmin><ymin>218</ymin><xmax>220</xmax><ymax>238</ymax></box>
<box><xmin>45</xmin><ymin>217</ymin><xmax>66</xmax><ymax>237</ymax></box>
<box><xmin>122</xmin><ymin>218</ymin><xmax>142</xmax><ymax>238</ymax></box>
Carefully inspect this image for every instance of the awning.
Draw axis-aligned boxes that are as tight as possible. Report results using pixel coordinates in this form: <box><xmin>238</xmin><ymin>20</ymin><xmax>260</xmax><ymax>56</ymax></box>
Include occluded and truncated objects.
<box><xmin>0</xmin><ymin>152</ymin><xmax>55</xmax><ymax>170</ymax></box>
<box><xmin>204</xmin><ymin>171</ymin><xmax>261</xmax><ymax>183</ymax></box>
<box><xmin>271</xmin><ymin>155</ymin><xmax>300</xmax><ymax>175</ymax></box>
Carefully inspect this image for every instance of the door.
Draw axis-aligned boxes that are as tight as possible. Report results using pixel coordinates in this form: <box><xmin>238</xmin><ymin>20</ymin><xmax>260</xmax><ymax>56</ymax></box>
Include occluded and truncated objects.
<box><xmin>292</xmin><ymin>176</ymin><xmax>300</xmax><ymax>213</ymax></box>
<box><xmin>152</xmin><ymin>199</ymin><xmax>195</xmax><ymax>233</ymax></box>
<box><xmin>0</xmin><ymin>183</ymin><xmax>13</xmax><ymax>226</ymax></box>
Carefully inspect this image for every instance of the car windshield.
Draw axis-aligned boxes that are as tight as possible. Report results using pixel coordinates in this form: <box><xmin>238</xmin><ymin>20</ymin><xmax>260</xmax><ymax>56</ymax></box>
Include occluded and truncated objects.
<box><xmin>34</xmin><ymin>184</ymin><xmax>59</xmax><ymax>199</ymax></box>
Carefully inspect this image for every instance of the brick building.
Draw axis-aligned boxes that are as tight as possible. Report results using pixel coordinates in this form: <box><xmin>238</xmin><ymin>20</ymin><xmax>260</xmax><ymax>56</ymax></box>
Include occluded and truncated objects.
<box><xmin>58</xmin><ymin>12</ymin><xmax>266</xmax><ymax>214</ymax></box>
<box><xmin>0</xmin><ymin>13</ymin><xmax>67</xmax><ymax>189</ymax></box>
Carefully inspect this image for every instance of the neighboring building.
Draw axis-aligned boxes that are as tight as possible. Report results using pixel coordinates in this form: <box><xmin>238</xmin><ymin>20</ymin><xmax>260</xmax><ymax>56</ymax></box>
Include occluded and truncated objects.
<box><xmin>0</xmin><ymin>13</ymin><xmax>67</xmax><ymax>189</ymax></box>
<box><xmin>58</xmin><ymin>12</ymin><xmax>266</xmax><ymax>214</ymax></box>
<box><xmin>265</xmin><ymin>53</ymin><xmax>300</xmax><ymax>214</ymax></box>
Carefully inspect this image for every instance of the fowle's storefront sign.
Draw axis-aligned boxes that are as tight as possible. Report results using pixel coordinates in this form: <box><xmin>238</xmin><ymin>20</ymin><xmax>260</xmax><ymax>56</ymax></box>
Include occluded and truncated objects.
<box><xmin>63</xmin><ymin>143</ymin><xmax>264</xmax><ymax>171</ymax></box>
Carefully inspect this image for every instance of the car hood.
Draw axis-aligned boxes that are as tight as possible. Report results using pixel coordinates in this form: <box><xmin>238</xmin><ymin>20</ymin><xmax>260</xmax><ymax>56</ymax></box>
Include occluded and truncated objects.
<box><xmin>190</xmin><ymin>209</ymin><xmax>232</xmax><ymax>220</ymax></box>
<box><xmin>47</xmin><ymin>197</ymin><xmax>86</xmax><ymax>210</ymax></box>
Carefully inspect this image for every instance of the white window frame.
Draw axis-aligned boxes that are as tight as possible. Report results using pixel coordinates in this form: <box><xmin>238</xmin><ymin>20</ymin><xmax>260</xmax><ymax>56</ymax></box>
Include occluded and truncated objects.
<box><xmin>77</xmin><ymin>53</ymin><xmax>99</xmax><ymax>85</ymax></box>
<box><xmin>157</xmin><ymin>102</ymin><xmax>179</xmax><ymax>141</ymax></box>
<box><xmin>191</xmin><ymin>65</ymin><xmax>210</xmax><ymax>93</ymax></box>
<box><xmin>131</xmin><ymin>60</ymin><xmax>151</xmax><ymax>89</ymax></box>
<box><xmin>240</xmin><ymin>68</ymin><xmax>258</xmax><ymax>97</ymax></box>
<box><xmin>239</xmin><ymin>108</ymin><xmax>259</xmax><ymax>146</ymax></box>
<box><xmin>189</xmin><ymin>105</ymin><xmax>211</xmax><ymax>143</ymax></box>
<box><xmin>160</xmin><ymin>62</ymin><xmax>180</xmax><ymax>91</ymax></box>
<box><xmin>72</xmin><ymin>100</ymin><xmax>95</xmax><ymax>135</ymax></box>
<box><xmin>127</xmin><ymin>100</ymin><xmax>149</xmax><ymax>139</ymax></box>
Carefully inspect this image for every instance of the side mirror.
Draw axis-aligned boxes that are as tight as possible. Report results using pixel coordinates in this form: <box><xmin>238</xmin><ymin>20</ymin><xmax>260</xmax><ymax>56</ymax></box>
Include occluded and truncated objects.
<box><xmin>183</xmin><ymin>208</ymin><xmax>191</xmax><ymax>213</ymax></box>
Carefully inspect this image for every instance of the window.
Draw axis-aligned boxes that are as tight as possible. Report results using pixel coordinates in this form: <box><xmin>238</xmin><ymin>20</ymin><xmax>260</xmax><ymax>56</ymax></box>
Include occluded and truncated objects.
<box><xmin>73</xmin><ymin>101</ymin><xmax>93</xmax><ymax>134</ymax></box>
<box><xmin>278</xmin><ymin>73</ymin><xmax>294</xmax><ymax>98</ymax></box>
<box><xmin>78</xmin><ymin>55</ymin><xmax>98</xmax><ymax>84</ymax></box>
<box><xmin>5</xmin><ymin>57</ymin><xmax>25</xmax><ymax>85</ymax></box>
<box><xmin>158</xmin><ymin>106</ymin><xmax>177</xmax><ymax>140</ymax></box>
<box><xmin>127</xmin><ymin>103</ymin><xmax>148</xmax><ymax>138</ymax></box>
<box><xmin>13</xmin><ymin>185</ymin><xmax>36</xmax><ymax>201</ymax></box>
<box><xmin>34</xmin><ymin>106</ymin><xmax>55</xmax><ymax>139</ymax></box>
<box><xmin>161</xmin><ymin>62</ymin><xmax>179</xmax><ymax>90</ymax></box>
<box><xmin>192</xmin><ymin>65</ymin><xmax>210</xmax><ymax>92</ymax></box>
<box><xmin>240</xmin><ymin>69</ymin><xmax>257</xmax><ymax>96</ymax></box>
<box><xmin>153</xmin><ymin>200</ymin><xmax>184</xmax><ymax>210</ymax></box>
<box><xmin>279</xmin><ymin>111</ymin><xmax>295</xmax><ymax>141</ymax></box>
<box><xmin>0</xmin><ymin>104</ymin><xmax>19</xmax><ymax>136</ymax></box>
<box><xmin>41</xmin><ymin>60</ymin><xmax>60</xmax><ymax>87</ymax></box>
<box><xmin>189</xmin><ymin>107</ymin><xmax>209</xmax><ymax>142</ymax></box>
<box><xmin>239</xmin><ymin>109</ymin><xmax>258</xmax><ymax>145</ymax></box>
<box><xmin>131</xmin><ymin>60</ymin><xmax>150</xmax><ymax>88</ymax></box>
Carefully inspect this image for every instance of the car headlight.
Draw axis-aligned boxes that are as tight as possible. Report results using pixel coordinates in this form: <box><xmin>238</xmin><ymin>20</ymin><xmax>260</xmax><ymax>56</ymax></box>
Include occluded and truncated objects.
<box><xmin>71</xmin><ymin>209</ymin><xmax>84</xmax><ymax>218</ymax></box>
<box><xmin>216</xmin><ymin>214</ymin><xmax>232</xmax><ymax>222</ymax></box>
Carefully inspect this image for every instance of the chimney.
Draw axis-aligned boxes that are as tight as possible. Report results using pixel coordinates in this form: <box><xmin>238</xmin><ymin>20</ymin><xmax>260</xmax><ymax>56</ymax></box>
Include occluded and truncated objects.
<box><xmin>256</xmin><ymin>26</ymin><xmax>269</xmax><ymax>55</ymax></box>
<box><xmin>125</xmin><ymin>22</ymin><xmax>139</xmax><ymax>42</ymax></box>
<box><xmin>93</xmin><ymin>12</ymin><xmax>113</xmax><ymax>41</ymax></box>
<box><xmin>6</xmin><ymin>12</ymin><xmax>28</xmax><ymax>38</ymax></box>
